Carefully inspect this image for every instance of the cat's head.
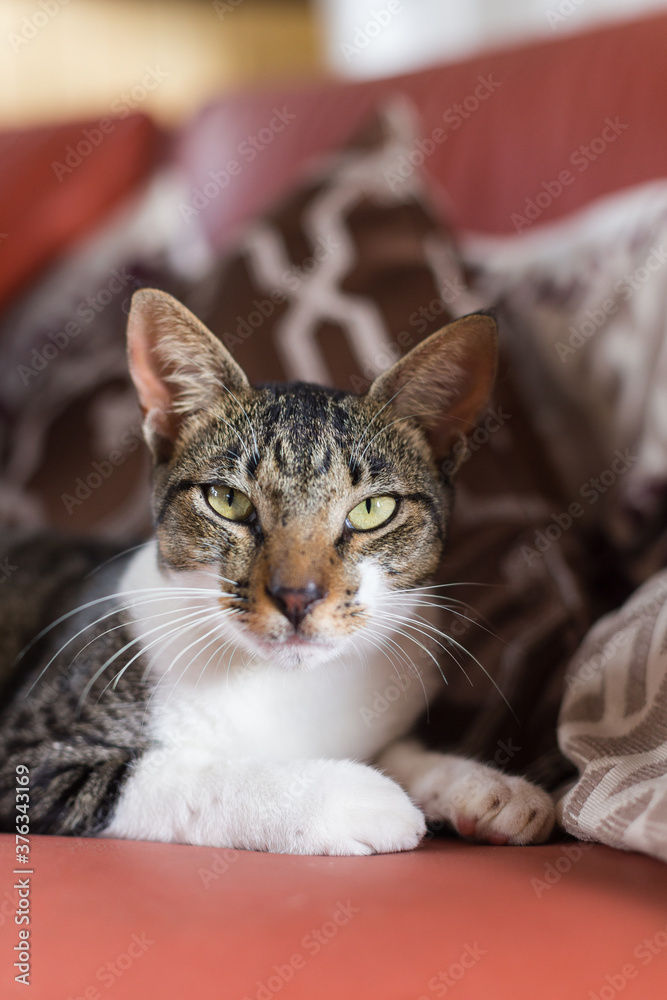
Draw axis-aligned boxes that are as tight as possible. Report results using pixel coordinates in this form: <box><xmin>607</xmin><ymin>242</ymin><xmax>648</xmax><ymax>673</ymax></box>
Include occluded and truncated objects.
<box><xmin>127</xmin><ymin>290</ymin><xmax>497</xmax><ymax>670</ymax></box>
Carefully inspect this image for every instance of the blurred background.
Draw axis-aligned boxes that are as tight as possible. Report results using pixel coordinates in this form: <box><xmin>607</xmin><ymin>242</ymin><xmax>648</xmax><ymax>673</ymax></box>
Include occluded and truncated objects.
<box><xmin>3</xmin><ymin>0</ymin><xmax>667</xmax><ymax>550</ymax></box>
<box><xmin>2</xmin><ymin>0</ymin><xmax>667</xmax><ymax>128</ymax></box>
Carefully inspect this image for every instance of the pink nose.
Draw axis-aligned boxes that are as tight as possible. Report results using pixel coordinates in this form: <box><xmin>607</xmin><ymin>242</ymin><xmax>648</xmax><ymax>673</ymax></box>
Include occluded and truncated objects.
<box><xmin>266</xmin><ymin>581</ymin><xmax>326</xmax><ymax>629</ymax></box>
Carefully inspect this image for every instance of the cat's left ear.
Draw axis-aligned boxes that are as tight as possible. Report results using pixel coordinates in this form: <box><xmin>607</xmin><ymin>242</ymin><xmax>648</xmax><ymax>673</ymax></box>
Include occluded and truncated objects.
<box><xmin>126</xmin><ymin>288</ymin><xmax>249</xmax><ymax>460</ymax></box>
<box><xmin>367</xmin><ymin>313</ymin><xmax>498</xmax><ymax>463</ymax></box>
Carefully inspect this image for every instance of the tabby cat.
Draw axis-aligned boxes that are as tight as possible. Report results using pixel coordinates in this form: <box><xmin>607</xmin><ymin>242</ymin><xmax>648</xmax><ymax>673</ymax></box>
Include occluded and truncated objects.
<box><xmin>0</xmin><ymin>290</ymin><xmax>554</xmax><ymax>854</ymax></box>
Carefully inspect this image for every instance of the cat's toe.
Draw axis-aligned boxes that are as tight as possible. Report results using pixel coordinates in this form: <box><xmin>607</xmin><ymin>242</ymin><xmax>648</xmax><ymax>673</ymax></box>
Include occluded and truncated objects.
<box><xmin>315</xmin><ymin>764</ymin><xmax>426</xmax><ymax>856</ymax></box>
<box><xmin>416</xmin><ymin>763</ymin><xmax>554</xmax><ymax>845</ymax></box>
<box><xmin>438</xmin><ymin>768</ymin><xmax>512</xmax><ymax>840</ymax></box>
<box><xmin>480</xmin><ymin>776</ymin><xmax>555</xmax><ymax>845</ymax></box>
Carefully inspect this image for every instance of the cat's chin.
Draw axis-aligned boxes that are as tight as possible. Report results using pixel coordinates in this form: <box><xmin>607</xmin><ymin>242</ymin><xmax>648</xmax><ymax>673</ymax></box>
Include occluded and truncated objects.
<box><xmin>248</xmin><ymin>635</ymin><xmax>340</xmax><ymax>671</ymax></box>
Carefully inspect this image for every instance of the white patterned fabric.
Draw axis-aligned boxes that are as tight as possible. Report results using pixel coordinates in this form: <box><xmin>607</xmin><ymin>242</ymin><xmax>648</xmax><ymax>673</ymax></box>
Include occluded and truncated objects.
<box><xmin>465</xmin><ymin>181</ymin><xmax>667</xmax><ymax>579</ymax></box>
<box><xmin>557</xmin><ymin>570</ymin><xmax>667</xmax><ymax>861</ymax></box>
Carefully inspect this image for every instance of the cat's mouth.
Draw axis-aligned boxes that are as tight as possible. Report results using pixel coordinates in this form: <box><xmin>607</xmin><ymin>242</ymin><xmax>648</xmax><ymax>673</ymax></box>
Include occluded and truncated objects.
<box><xmin>281</xmin><ymin>635</ymin><xmax>318</xmax><ymax>647</ymax></box>
<box><xmin>248</xmin><ymin>630</ymin><xmax>339</xmax><ymax>669</ymax></box>
<box><xmin>260</xmin><ymin>633</ymin><xmax>333</xmax><ymax>653</ymax></box>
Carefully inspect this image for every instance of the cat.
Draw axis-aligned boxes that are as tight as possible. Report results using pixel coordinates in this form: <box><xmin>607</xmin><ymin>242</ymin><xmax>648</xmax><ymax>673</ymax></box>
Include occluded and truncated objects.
<box><xmin>0</xmin><ymin>289</ymin><xmax>554</xmax><ymax>854</ymax></box>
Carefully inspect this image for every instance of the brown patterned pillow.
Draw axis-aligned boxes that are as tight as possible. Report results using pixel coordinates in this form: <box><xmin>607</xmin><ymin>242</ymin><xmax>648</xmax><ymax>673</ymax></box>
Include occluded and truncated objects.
<box><xmin>193</xmin><ymin>102</ymin><xmax>478</xmax><ymax>390</ymax></box>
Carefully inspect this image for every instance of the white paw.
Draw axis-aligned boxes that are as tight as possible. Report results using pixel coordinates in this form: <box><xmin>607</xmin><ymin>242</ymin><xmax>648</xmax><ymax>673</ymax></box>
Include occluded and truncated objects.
<box><xmin>305</xmin><ymin>762</ymin><xmax>426</xmax><ymax>856</ymax></box>
<box><xmin>416</xmin><ymin>761</ymin><xmax>554</xmax><ymax>845</ymax></box>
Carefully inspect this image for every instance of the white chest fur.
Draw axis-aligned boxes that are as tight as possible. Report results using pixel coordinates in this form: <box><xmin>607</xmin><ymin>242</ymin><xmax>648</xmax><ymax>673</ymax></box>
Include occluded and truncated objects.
<box><xmin>150</xmin><ymin>644</ymin><xmax>436</xmax><ymax>764</ymax></box>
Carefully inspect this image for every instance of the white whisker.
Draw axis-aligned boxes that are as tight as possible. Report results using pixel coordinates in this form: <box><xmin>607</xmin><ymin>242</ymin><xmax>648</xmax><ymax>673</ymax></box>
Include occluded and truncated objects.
<box><xmin>161</xmin><ymin>619</ymin><xmax>232</xmax><ymax>707</ymax></box>
<box><xmin>349</xmin><ymin>376</ymin><xmax>416</xmax><ymax>468</ymax></box>
<box><xmin>98</xmin><ymin>611</ymin><xmax>229</xmax><ymax>713</ymax></box>
<box><xmin>358</xmin><ymin>625</ymin><xmax>430</xmax><ymax>717</ymax></box>
<box><xmin>358</xmin><ymin>413</ymin><xmax>420</xmax><ymax>464</ymax></box>
<box><xmin>374</xmin><ymin>607</ymin><xmax>517</xmax><ymax>721</ymax></box>
<box><xmin>81</xmin><ymin>607</ymin><xmax>224</xmax><ymax>706</ymax></box>
<box><xmin>25</xmin><ymin>593</ymin><xmax>221</xmax><ymax>695</ymax></box>
<box><xmin>195</xmin><ymin>630</ymin><xmax>236</xmax><ymax>687</ymax></box>
<box><xmin>368</xmin><ymin>615</ymin><xmax>445</xmax><ymax>681</ymax></box>
<box><xmin>18</xmin><ymin>585</ymin><xmax>228</xmax><ymax>665</ymax></box>
<box><xmin>84</xmin><ymin>541</ymin><xmax>152</xmax><ymax>579</ymax></box>
<box><xmin>373</xmin><ymin>610</ymin><xmax>472</xmax><ymax>686</ymax></box>
<box><xmin>173</xmin><ymin>350</ymin><xmax>259</xmax><ymax>462</ymax></box>
<box><xmin>384</xmin><ymin>598</ymin><xmax>504</xmax><ymax>644</ymax></box>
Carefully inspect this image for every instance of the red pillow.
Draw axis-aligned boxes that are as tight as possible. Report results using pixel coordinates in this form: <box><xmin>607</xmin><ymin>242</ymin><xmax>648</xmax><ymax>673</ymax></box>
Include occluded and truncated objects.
<box><xmin>0</xmin><ymin>113</ymin><xmax>162</xmax><ymax>312</ymax></box>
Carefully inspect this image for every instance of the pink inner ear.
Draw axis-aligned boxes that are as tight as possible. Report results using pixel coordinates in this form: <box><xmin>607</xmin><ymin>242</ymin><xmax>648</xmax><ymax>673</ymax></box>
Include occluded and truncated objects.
<box><xmin>127</xmin><ymin>326</ymin><xmax>173</xmax><ymax>419</ymax></box>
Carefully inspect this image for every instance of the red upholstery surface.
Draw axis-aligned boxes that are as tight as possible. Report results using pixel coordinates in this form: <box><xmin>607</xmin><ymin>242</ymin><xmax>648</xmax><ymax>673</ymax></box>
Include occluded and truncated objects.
<box><xmin>178</xmin><ymin>12</ymin><xmax>667</xmax><ymax>246</ymax></box>
<box><xmin>1</xmin><ymin>834</ymin><xmax>666</xmax><ymax>999</ymax></box>
<box><xmin>0</xmin><ymin>114</ymin><xmax>162</xmax><ymax>312</ymax></box>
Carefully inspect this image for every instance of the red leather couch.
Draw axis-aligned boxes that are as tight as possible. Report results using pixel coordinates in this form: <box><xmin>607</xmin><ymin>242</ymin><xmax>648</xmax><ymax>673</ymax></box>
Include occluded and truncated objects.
<box><xmin>3</xmin><ymin>14</ymin><xmax>667</xmax><ymax>999</ymax></box>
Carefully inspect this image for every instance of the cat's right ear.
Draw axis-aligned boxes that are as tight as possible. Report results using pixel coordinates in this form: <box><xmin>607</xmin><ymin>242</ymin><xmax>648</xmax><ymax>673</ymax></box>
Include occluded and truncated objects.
<box><xmin>366</xmin><ymin>312</ymin><xmax>498</xmax><ymax>464</ymax></box>
<box><xmin>126</xmin><ymin>288</ymin><xmax>249</xmax><ymax>461</ymax></box>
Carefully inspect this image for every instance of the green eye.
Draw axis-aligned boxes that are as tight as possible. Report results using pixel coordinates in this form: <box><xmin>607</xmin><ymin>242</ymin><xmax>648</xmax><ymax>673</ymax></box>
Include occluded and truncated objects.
<box><xmin>347</xmin><ymin>496</ymin><xmax>397</xmax><ymax>531</ymax></box>
<box><xmin>206</xmin><ymin>485</ymin><xmax>254</xmax><ymax>522</ymax></box>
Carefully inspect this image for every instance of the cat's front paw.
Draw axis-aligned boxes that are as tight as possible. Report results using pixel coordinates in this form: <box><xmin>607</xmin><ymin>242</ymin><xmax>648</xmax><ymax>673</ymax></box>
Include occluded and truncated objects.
<box><xmin>417</xmin><ymin>762</ymin><xmax>554</xmax><ymax>846</ymax></box>
<box><xmin>306</xmin><ymin>762</ymin><xmax>426</xmax><ymax>856</ymax></box>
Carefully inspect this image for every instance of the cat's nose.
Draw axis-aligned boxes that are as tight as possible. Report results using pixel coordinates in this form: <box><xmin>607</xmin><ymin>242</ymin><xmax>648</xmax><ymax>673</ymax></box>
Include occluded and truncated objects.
<box><xmin>266</xmin><ymin>580</ymin><xmax>326</xmax><ymax>629</ymax></box>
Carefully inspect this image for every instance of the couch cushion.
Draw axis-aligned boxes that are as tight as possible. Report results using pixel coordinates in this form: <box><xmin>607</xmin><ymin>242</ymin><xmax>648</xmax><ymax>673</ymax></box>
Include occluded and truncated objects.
<box><xmin>465</xmin><ymin>180</ymin><xmax>667</xmax><ymax>582</ymax></box>
<box><xmin>176</xmin><ymin>12</ymin><xmax>667</xmax><ymax>241</ymax></box>
<box><xmin>0</xmin><ymin>114</ymin><xmax>162</xmax><ymax>313</ymax></box>
<box><xmin>196</xmin><ymin>103</ymin><xmax>473</xmax><ymax>387</ymax></box>
<box><xmin>1</xmin><ymin>833</ymin><xmax>666</xmax><ymax>1000</ymax></box>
